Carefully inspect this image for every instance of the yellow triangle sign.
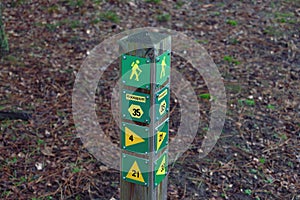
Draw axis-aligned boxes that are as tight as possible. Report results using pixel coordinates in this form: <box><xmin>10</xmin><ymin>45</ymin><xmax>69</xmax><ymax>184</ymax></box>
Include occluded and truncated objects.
<box><xmin>156</xmin><ymin>156</ymin><xmax>166</xmax><ymax>175</ymax></box>
<box><xmin>125</xmin><ymin>127</ymin><xmax>145</xmax><ymax>147</ymax></box>
<box><xmin>156</xmin><ymin>131</ymin><xmax>167</xmax><ymax>151</ymax></box>
<box><xmin>126</xmin><ymin>161</ymin><xmax>145</xmax><ymax>183</ymax></box>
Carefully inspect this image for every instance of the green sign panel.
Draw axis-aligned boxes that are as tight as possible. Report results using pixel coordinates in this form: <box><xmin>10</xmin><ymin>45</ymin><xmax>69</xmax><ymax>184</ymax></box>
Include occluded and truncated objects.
<box><xmin>155</xmin><ymin>119</ymin><xmax>169</xmax><ymax>153</ymax></box>
<box><xmin>155</xmin><ymin>85</ymin><xmax>170</xmax><ymax>121</ymax></box>
<box><xmin>156</xmin><ymin>51</ymin><xmax>170</xmax><ymax>87</ymax></box>
<box><xmin>121</xmin><ymin>122</ymin><xmax>149</xmax><ymax>154</ymax></box>
<box><xmin>122</xmin><ymin>89</ymin><xmax>150</xmax><ymax>124</ymax></box>
<box><xmin>154</xmin><ymin>151</ymin><xmax>168</xmax><ymax>186</ymax></box>
<box><xmin>121</xmin><ymin>54</ymin><xmax>151</xmax><ymax>89</ymax></box>
<box><xmin>122</xmin><ymin>153</ymin><xmax>149</xmax><ymax>186</ymax></box>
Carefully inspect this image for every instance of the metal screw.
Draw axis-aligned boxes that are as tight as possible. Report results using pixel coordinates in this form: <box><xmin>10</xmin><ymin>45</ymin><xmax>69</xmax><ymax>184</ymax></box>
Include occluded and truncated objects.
<box><xmin>145</xmin><ymin>152</ymin><xmax>148</xmax><ymax>155</ymax></box>
<box><xmin>156</xmin><ymin>57</ymin><xmax>160</xmax><ymax>62</ymax></box>
<box><xmin>123</xmin><ymin>146</ymin><xmax>126</xmax><ymax>149</ymax></box>
<box><xmin>123</xmin><ymin>90</ymin><xmax>126</xmax><ymax>94</ymax></box>
<box><xmin>123</xmin><ymin>177</ymin><xmax>126</xmax><ymax>180</ymax></box>
<box><xmin>123</xmin><ymin>114</ymin><xmax>126</xmax><ymax>117</ymax></box>
<box><xmin>122</xmin><ymin>80</ymin><xmax>126</xmax><ymax>83</ymax></box>
<box><xmin>145</xmin><ymin>183</ymin><xmax>147</xmax><ymax>186</ymax></box>
<box><xmin>123</xmin><ymin>55</ymin><xmax>126</xmax><ymax>59</ymax></box>
<box><xmin>123</xmin><ymin>154</ymin><xmax>126</xmax><ymax>158</ymax></box>
<box><xmin>155</xmin><ymin>183</ymin><xmax>157</xmax><ymax>186</ymax></box>
<box><xmin>145</xmin><ymin>128</ymin><xmax>148</xmax><ymax>132</ymax></box>
<box><xmin>146</xmin><ymin>96</ymin><xmax>149</xmax><ymax>99</ymax></box>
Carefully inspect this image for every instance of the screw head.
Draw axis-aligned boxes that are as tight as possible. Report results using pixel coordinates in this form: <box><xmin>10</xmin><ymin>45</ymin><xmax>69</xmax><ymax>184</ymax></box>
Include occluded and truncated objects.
<box><xmin>123</xmin><ymin>55</ymin><xmax>126</xmax><ymax>59</ymax></box>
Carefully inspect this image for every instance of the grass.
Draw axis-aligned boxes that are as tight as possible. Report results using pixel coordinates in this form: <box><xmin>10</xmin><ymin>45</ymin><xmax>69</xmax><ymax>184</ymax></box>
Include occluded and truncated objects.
<box><xmin>229</xmin><ymin>37</ymin><xmax>239</xmax><ymax>45</ymax></box>
<box><xmin>226</xmin><ymin>19</ymin><xmax>238</xmax><ymax>26</ymax></box>
<box><xmin>67</xmin><ymin>0</ymin><xmax>84</xmax><ymax>7</ymax></box>
<box><xmin>157</xmin><ymin>13</ymin><xmax>171</xmax><ymax>22</ymax></box>
<box><xmin>37</xmin><ymin>139</ymin><xmax>45</xmax><ymax>145</ymax></box>
<box><xmin>175</xmin><ymin>1</ymin><xmax>184</xmax><ymax>9</ymax></box>
<box><xmin>9</xmin><ymin>0</ymin><xmax>27</xmax><ymax>7</ymax></box>
<box><xmin>259</xmin><ymin>157</ymin><xmax>266</xmax><ymax>164</ymax></box>
<box><xmin>196</xmin><ymin>39</ymin><xmax>209</xmax><ymax>44</ymax></box>
<box><xmin>44</xmin><ymin>19</ymin><xmax>83</xmax><ymax>31</ymax></box>
<box><xmin>199</xmin><ymin>93</ymin><xmax>211</xmax><ymax>100</ymax></box>
<box><xmin>1</xmin><ymin>191</ymin><xmax>11</xmax><ymax>198</ymax></box>
<box><xmin>71</xmin><ymin>163</ymin><xmax>82</xmax><ymax>173</ymax></box>
<box><xmin>263</xmin><ymin>26</ymin><xmax>283</xmax><ymax>36</ymax></box>
<box><xmin>223</xmin><ymin>55</ymin><xmax>241</xmax><ymax>65</ymax></box>
<box><xmin>266</xmin><ymin>104</ymin><xmax>275</xmax><ymax>110</ymax></box>
<box><xmin>238</xmin><ymin>99</ymin><xmax>255</xmax><ymax>106</ymax></box>
<box><xmin>244</xmin><ymin>189</ymin><xmax>252</xmax><ymax>195</ymax></box>
<box><xmin>145</xmin><ymin>0</ymin><xmax>161</xmax><ymax>3</ymax></box>
<box><xmin>274</xmin><ymin>12</ymin><xmax>296</xmax><ymax>24</ymax></box>
<box><xmin>98</xmin><ymin>11</ymin><xmax>120</xmax><ymax>23</ymax></box>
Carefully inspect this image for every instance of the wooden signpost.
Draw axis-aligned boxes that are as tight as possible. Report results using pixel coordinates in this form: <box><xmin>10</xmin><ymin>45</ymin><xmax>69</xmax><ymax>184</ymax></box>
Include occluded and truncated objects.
<box><xmin>119</xmin><ymin>31</ymin><xmax>171</xmax><ymax>200</ymax></box>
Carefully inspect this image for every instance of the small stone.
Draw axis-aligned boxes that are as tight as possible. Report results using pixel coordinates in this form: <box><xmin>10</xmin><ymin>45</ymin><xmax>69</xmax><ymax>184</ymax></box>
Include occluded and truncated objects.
<box><xmin>35</xmin><ymin>162</ymin><xmax>43</xmax><ymax>171</ymax></box>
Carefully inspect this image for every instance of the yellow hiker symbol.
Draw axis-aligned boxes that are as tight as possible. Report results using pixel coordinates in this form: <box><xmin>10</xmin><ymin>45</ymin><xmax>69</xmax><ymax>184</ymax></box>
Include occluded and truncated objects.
<box><xmin>160</xmin><ymin>56</ymin><xmax>167</xmax><ymax>79</ymax></box>
<box><xmin>130</xmin><ymin>60</ymin><xmax>142</xmax><ymax>81</ymax></box>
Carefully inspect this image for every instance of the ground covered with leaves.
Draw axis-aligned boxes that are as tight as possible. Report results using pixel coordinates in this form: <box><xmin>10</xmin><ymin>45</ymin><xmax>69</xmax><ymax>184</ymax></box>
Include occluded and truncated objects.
<box><xmin>0</xmin><ymin>0</ymin><xmax>299</xmax><ymax>199</ymax></box>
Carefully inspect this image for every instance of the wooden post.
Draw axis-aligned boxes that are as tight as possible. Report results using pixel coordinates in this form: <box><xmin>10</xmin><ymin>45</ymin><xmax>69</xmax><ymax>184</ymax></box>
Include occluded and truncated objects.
<box><xmin>119</xmin><ymin>31</ymin><xmax>171</xmax><ymax>200</ymax></box>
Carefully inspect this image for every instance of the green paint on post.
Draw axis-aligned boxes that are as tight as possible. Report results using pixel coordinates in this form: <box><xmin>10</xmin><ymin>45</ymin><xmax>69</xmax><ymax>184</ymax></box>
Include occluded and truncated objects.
<box><xmin>154</xmin><ymin>152</ymin><xmax>168</xmax><ymax>186</ymax></box>
<box><xmin>155</xmin><ymin>51</ymin><xmax>171</xmax><ymax>87</ymax></box>
<box><xmin>122</xmin><ymin>89</ymin><xmax>151</xmax><ymax>123</ymax></box>
<box><xmin>122</xmin><ymin>153</ymin><xmax>149</xmax><ymax>186</ymax></box>
<box><xmin>155</xmin><ymin>85</ymin><xmax>170</xmax><ymax>121</ymax></box>
<box><xmin>121</xmin><ymin>122</ymin><xmax>149</xmax><ymax>154</ymax></box>
<box><xmin>155</xmin><ymin>119</ymin><xmax>169</xmax><ymax>153</ymax></box>
<box><xmin>121</xmin><ymin>54</ymin><xmax>151</xmax><ymax>89</ymax></box>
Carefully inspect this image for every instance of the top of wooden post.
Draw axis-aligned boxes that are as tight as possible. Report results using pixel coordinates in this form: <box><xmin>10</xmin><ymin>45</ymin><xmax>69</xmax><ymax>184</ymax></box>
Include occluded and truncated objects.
<box><xmin>119</xmin><ymin>31</ymin><xmax>171</xmax><ymax>58</ymax></box>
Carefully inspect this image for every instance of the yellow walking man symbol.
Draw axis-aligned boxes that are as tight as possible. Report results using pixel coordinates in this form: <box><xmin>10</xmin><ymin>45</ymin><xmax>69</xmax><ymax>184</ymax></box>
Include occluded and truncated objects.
<box><xmin>130</xmin><ymin>60</ymin><xmax>142</xmax><ymax>81</ymax></box>
<box><xmin>160</xmin><ymin>56</ymin><xmax>167</xmax><ymax>79</ymax></box>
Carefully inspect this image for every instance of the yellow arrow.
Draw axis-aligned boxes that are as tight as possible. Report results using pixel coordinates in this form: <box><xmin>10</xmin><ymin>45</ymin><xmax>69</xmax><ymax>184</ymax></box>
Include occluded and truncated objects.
<box><xmin>156</xmin><ymin>131</ymin><xmax>166</xmax><ymax>151</ymax></box>
<box><xmin>156</xmin><ymin>156</ymin><xmax>166</xmax><ymax>175</ymax></box>
<box><xmin>125</xmin><ymin>127</ymin><xmax>145</xmax><ymax>147</ymax></box>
